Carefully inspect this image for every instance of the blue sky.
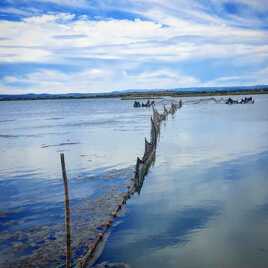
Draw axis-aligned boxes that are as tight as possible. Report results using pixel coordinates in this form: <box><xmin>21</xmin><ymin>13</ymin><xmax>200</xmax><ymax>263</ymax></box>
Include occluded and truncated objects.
<box><xmin>0</xmin><ymin>0</ymin><xmax>268</xmax><ymax>94</ymax></box>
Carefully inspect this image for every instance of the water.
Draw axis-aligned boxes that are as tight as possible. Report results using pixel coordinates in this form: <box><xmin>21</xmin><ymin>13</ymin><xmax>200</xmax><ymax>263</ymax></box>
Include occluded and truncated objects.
<box><xmin>97</xmin><ymin>95</ymin><xmax>268</xmax><ymax>268</ymax></box>
<box><xmin>0</xmin><ymin>98</ymin><xmax>153</xmax><ymax>267</ymax></box>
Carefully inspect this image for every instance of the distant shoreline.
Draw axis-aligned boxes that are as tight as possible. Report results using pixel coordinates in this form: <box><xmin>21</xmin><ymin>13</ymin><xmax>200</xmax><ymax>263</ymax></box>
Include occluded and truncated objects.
<box><xmin>120</xmin><ymin>89</ymin><xmax>268</xmax><ymax>100</ymax></box>
<box><xmin>1</xmin><ymin>89</ymin><xmax>268</xmax><ymax>102</ymax></box>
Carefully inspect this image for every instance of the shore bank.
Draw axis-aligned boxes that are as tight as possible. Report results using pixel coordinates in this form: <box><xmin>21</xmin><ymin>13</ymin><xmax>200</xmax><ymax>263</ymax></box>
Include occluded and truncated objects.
<box><xmin>1</xmin><ymin>88</ymin><xmax>268</xmax><ymax>102</ymax></box>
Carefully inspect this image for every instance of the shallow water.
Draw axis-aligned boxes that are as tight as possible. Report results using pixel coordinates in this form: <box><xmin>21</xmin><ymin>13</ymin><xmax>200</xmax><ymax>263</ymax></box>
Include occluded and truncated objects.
<box><xmin>0</xmin><ymin>98</ymin><xmax>154</xmax><ymax>267</ymax></box>
<box><xmin>97</xmin><ymin>95</ymin><xmax>268</xmax><ymax>268</ymax></box>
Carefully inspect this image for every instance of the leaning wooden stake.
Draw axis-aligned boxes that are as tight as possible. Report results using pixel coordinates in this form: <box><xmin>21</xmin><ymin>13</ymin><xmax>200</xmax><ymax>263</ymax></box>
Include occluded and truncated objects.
<box><xmin>60</xmin><ymin>153</ymin><xmax>72</xmax><ymax>268</ymax></box>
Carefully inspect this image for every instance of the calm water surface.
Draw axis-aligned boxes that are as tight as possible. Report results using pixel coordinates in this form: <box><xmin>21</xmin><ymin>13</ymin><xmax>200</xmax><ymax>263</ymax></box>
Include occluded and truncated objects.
<box><xmin>0</xmin><ymin>98</ymin><xmax>152</xmax><ymax>267</ymax></box>
<box><xmin>98</xmin><ymin>95</ymin><xmax>268</xmax><ymax>268</ymax></box>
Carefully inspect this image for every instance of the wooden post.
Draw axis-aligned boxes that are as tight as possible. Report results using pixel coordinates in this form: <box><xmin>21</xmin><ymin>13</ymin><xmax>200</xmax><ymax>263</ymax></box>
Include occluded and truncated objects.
<box><xmin>60</xmin><ymin>153</ymin><xmax>72</xmax><ymax>268</ymax></box>
<box><xmin>77</xmin><ymin>258</ymin><xmax>83</xmax><ymax>268</ymax></box>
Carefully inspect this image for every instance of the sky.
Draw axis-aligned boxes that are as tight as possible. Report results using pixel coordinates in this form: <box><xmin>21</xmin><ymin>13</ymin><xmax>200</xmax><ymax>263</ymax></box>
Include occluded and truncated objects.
<box><xmin>0</xmin><ymin>0</ymin><xmax>268</xmax><ymax>94</ymax></box>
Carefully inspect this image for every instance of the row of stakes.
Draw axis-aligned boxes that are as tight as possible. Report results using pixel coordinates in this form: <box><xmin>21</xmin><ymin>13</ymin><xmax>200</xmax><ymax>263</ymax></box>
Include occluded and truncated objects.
<box><xmin>61</xmin><ymin>101</ymin><xmax>183</xmax><ymax>268</ymax></box>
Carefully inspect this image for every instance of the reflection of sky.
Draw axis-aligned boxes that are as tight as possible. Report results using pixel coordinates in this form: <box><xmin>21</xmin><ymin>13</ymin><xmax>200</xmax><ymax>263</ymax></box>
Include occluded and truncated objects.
<box><xmin>0</xmin><ymin>98</ymin><xmax>152</xmax><ymax>176</ymax></box>
<box><xmin>0</xmin><ymin>98</ymin><xmax>154</xmax><ymax>265</ymax></box>
<box><xmin>0</xmin><ymin>98</ymin><xmax>153</xmax><ymax>226</ymax></box>
<box><xmin>159</xmin><ymin>94</ymin><xmax>268</xmax><ymax>170</ymax></box>
<box><xmin>98</xmin><ymin>95</ymin><xmax>268</xmax><ymax>268</ymax></box>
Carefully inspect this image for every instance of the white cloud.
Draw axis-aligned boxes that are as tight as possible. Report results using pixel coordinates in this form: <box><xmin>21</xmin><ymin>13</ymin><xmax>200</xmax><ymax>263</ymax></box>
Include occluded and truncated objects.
<box><xmin>0</xmin><ymin>66</ymin><xmax>200</xmax><ymax>94</ymax></box>
<box><xmin>0</xmin><ymin>12</ymin><xmax>267</xmax><ymax>65</ymax></box>
<box><xmin>0</xmin><ymin>0</ymin><xmax>268</xmax><ymax>93</ymax></box>
<box><xmin>205</xmin><ymin>66</ymin><xmax>268</xmax><ymax>87</ymax></box>
<box><xmin>0</xmin><ymin>7</ymin><xmax>37</xmax><ymax>17</ymax></box>
<box><xmin>24</xmin><ymin>13</ymin><xmax>75</xmax><ymax>23</ymax></box>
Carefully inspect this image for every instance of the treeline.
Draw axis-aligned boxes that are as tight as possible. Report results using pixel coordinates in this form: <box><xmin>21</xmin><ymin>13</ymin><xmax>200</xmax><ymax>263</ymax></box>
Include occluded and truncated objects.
<box><xmin>1</xmin><ymin>87</ymin><xmax>268</xmax><ymax>101</ymax></box>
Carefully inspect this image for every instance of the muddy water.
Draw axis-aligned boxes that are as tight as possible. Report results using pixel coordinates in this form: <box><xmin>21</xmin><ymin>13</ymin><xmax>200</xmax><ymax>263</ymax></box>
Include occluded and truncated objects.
<box><xmin>97</xmin><ymin>95</ymin><xmax>268</xmax><ymax>268</ymax></box>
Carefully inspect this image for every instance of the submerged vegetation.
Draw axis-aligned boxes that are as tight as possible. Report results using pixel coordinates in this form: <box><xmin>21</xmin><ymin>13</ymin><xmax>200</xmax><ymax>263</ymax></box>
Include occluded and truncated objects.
<box><xmin>1</xmin><ymin>95</ymin><xmax>267</xmax><ymax>268</ymax></box>
<box><xmin>77</xmin><ymin>101</ymin><xmax>182</xmax><ymax>268</ymax></box>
